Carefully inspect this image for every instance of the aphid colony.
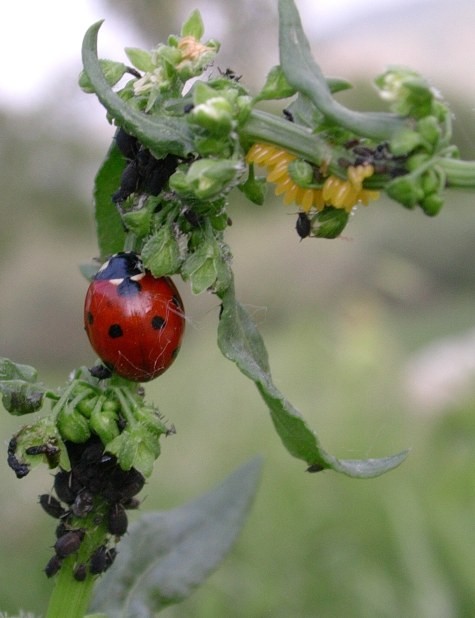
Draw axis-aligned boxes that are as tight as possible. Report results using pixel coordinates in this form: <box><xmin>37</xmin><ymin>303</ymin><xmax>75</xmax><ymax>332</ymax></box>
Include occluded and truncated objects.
<box><xmin>40</xmin><ymin>436</ymin><xmax>144</xmax><ymax>580</ymax></box>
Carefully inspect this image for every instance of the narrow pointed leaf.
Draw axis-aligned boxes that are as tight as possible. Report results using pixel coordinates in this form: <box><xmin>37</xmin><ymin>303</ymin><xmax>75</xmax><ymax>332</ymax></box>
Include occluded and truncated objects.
<box><xmin>81</xmin><ymin>21</ymin><xmax>194</xmax><ymax>158</ymax></box>
<box><xmin>91</xmin><ymin>457</ymin><xmax>263</xmax><ymax>616</ymax></box>
<box><xmin>218</xmin><ymin>281</ymin><xmax>408</xmax><ymax>478</ymax></box>
<box><xmin>278</xmin><ymin>0</ymin><xmax>405</xmax><ymax>140</ymax></box>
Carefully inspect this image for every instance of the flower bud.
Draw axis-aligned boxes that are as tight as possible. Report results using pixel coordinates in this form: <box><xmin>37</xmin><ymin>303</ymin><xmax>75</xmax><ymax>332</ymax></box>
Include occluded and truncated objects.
<box><xmin>133</xmin><ymin>405</ymin><xmax>168</xmax><ymax>437</ymax></box>
<box><xmin>390</xmin><ymin>128</ymin><xmax>423</xmax><ymax>156</ymax></box>
<box><xmin>386</xmin><ymin>176</ymin><xmax>424</xmax><ymax>209</ymax></box>
<box><xmin>239</xmin><ymin>166</ymin><xmax>267</xmax><ymax>205</ymax></box>
<box><xmin>420</xmin><ymin>193</ymin><xmax>443</xmax><ymax>216</ymax></box>
<box><xmin>417</xmin><ymin>116</ymin><xmax>441</xmax><ymax>147</ymax></box>
<box><xmin>190</xmin><ymin>96</ymin><xmax>234</xmax><ymax>135</ymax></box>
<box><xmin>287</xmin><ymin>160</ymin><xmax>315</xmax><ymax>187</ymax></box>
<box><xmin>122</xmin><ymin>208</ymin><xmax>152</xmax><ymax>238</ymax></box>
<box><xmin>57</xmin><ymin>406</ymin><xmax>91</xmax><ymax>443</ymax></box>
<box><xmin>141</xmin><ymin>225</ymin><xmax>182</xmax><ymax>277</ymax></box>
<box><xmin>173</xmin><ymin>159</ymin><xmax>243</xmax><ymax>200</ymax></box>
<box><xmin>90</xmin><ymin>408</ymin><xmax>120</xmax><ymax>445</ymax></box>
<box><xmin>76</xmin><ymin>396</ymin><xmax>98</xmax><ymax>419</ymax></box>
<box><xmin>311</xmin><ymin>207</ymin><xmax>349</xmax><ymax>239</ymax></box>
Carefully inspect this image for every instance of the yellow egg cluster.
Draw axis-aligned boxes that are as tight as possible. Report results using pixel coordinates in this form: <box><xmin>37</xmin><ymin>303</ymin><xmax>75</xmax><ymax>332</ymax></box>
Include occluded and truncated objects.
<box><xmin>246</xmin><ymin>143</ymin><xmax>380</xmax><ymax>212</ymax></box>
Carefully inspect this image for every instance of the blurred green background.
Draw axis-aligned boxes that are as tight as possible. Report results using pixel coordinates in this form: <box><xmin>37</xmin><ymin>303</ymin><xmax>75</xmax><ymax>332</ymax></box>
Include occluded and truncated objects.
<box><xmin>2</xmin><ymin>0</ymin><xmax>475</xmax><ymax>616</ymax></box>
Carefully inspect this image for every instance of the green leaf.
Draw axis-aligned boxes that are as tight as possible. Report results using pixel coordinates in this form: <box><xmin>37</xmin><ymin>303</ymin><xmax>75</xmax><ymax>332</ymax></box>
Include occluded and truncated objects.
<box><xmin>79</xmin><ymin>59</ymin><xmax>128</xmax><ymax>93</ymax></box>
<box><xmin>142</xmin><ymin>226</ymin><xmax>182</xmax><ymax>277</ymax></box>
<box><xmin>124</xmin><ymin>47</ymin><xmax>155</xmax><ymax>72</ymax></box>
<box><xmin>81</xmin><ymin>21</ymin><xmax>195</xmax><ymax>158</ymax></box>
<box><xmin>93</xmin><ymin>140</ymin><xmax>126</xmax><ymax>258</ymax></box>
<box><xmin>181</xmin><ymin>9</ymin><xmax>205</xmax><ymax>39</ymax></box>
<box><xmin>0</xmin><ymin>357</ymin><xmax>38</xmax><ymax>381</ymax></box>
<box><xmin>91</xmin><ymin>457</ymin><xmax>262</xmax><ymax>616</ymax></box>
<box><xmin>0</xmin><ymin>357</ymin><xmax>45</xmax><ymax>415</ymax></box>
<box><xmin>278</xmin><ymin>0</ymin><xmax>405</xmax><ymax>140</ymax></box>
<box><xmin>217</xmin><ymin>281</ymin><xmax>408</xmax><ymax>478</ymax></box>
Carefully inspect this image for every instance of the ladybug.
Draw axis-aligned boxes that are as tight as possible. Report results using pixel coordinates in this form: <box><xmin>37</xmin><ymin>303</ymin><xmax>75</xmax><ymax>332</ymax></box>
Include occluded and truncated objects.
<box><xmin>84</xmin><ymin>252</ymin><xmax>185</xmax><ymax>382</ymax></box>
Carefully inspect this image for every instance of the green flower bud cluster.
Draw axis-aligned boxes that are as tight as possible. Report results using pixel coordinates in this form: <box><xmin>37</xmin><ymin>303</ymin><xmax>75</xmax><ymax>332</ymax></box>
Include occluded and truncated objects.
<box><xmin>53</xmin><ymin>369</ymin><xmax>171</xmax><ymax>477</ymax></box>
<box><xmin>187</xmin><ymin>81</ymin><xmax>253</xmax><ymax>158</ymax></box>
<box><xmin>2</xmin><ymin>360</ymin><xmax>172</xmax><ymax>479</ymax></box>
<box><xmin>375</xmin><ymin>67</ymin><xmax>456</xmax><ymax>216</ymax></box>
<box><xmin>80</xmin><ymin>10</ymin><xmax>220</xmax><ymax>114</ymax></box>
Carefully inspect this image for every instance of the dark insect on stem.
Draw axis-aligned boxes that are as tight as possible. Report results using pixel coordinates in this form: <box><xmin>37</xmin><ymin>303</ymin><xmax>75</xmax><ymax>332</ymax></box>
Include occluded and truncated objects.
<box><xmin>296</xmin><ymin>212</ymin><xmax>311</xmax><ymax>239</ymax></box>
<box><xmin>7</xmin><ymin>436</ymin><xmax>30</xmax><ymax>479</ymax></box>
<box><xmin>54</xmin><ymin>529</ymin><xmax>85</xmax><ymax>559</ymax></box>
<box><xmin>107</xmin><ymin>503</ymin><xmax>128</xmax><ymax>537</ymax></box>
<box><xmin>283</xmin><ymin>108</ymin><xmax>294</xmax><ymax>122</ymax></box>
<box><xmin>39</xmin><ymin>494</ymin><xmax>67</xmax><ymax>519</ymax></box>
<box><xmin>44</xmin><ymin>555</ymin><xmax>62</xmax><ymax>578</ymax></box>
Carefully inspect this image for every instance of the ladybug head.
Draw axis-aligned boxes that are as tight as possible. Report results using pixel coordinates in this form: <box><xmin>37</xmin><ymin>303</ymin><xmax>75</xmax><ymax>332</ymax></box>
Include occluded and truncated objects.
<box><xmin>95</xmin><ymin>252</ymin><xmax>145</xmax><ymax>283</ymax></box>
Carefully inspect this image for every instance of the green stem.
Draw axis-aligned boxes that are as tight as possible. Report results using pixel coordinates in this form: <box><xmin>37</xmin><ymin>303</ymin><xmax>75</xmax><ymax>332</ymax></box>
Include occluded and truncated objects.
<box><xmin>46</xmin><ymin>570</ymin><xmax>96</xmax><ymax>618</ymax></box>
<box><xmin>111</xmin><ymin>385</ymin><xmax>137</xmax><ymax>426</ymax></box>
<box><xmin>241</xmin><ymin>109</ymin><xmax>345</xmax><ymax>174</ymax></box>
<box><xmin>45</xmin><ymin>502</ymin><xmax>109</xmax><ymax>617</ymax></box>
<box><xmin>438</xmin><ymin>157</ymin><xmax>475</xmax><ymax>188</ymax></box>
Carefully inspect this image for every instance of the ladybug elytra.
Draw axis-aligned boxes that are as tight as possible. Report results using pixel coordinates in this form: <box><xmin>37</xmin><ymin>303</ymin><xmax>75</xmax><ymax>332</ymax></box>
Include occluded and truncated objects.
<box><xmin>84</xmin><ymin>252</ymin><xmax>185</xmax><ymax>382</ymax></box>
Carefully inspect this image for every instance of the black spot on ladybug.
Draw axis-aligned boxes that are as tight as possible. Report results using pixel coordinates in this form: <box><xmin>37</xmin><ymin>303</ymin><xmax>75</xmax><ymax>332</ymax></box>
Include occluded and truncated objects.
<box><xmin>171</xmin><ymin>347</ymin><xmax>180</xmax><ymax>360</ymax></box>
<box><xmin>86</xmin><ymin>311</ymin><xmax>94</xmax><ymax>325</ymax></box>
<box><xmin>296</xmin><ymin>212</ymin><xmax>311</xmax><ymax>239</ymax></box>
<box><xmin>151</xmin><ymin>315</ymin><xmax>166</xmax><ymax>330</ymax></box>
<box><xmin>44</xmin><ymin>554</ymin><xmax>62</xmax><ymax>578</ymax></box>
<box><xmin>117</xmin><ymin>277</ymin><xmax>142</xmax><ymax>297</ymax></box>
<box><xmin>108</xmin><ymin>324</ymin><xmax>123</xmax><ymax>339</ymax></box>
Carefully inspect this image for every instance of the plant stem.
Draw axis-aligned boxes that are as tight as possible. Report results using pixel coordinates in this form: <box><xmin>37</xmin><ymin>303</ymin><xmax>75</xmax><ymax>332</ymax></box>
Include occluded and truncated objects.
<box><xmin>438</xmin><ymin>157</ymin><xmax>475</xmax><ymax>188</ymax></box>
<box><xmin>241</xmin><ymin>109</ymin><xmax>344</xmax><ymax>173</ymax></box>
<box><xmin>45</xmin><ymin>506</ymin><xmax>109</xmax><ymax>618</ymax></box>
<box><xmin>46</xmin><ymin>570</ymin><xmax>95</xmax><ymax>618</ymax></box>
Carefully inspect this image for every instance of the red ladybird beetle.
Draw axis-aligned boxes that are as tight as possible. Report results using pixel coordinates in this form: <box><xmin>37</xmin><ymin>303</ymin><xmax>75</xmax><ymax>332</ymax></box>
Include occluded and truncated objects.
<box><xmin>84</xmin><ymin>252</ymin><xmax>185</xmax><ymax>382</ymax></box>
